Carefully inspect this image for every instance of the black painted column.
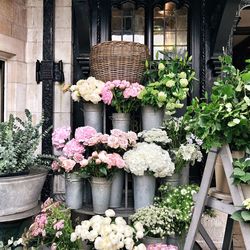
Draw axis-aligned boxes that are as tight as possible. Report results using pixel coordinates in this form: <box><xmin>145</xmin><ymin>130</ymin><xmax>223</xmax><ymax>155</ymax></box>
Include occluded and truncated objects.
<box><xmin>145</xmin><ymin>0</ymin><xmax>153</xmax><ymax>58</ymax></box>
<box><xmin>42</xmin><ymin>0</ymin><xmax>55</xmax><ymax>155</ymax></box>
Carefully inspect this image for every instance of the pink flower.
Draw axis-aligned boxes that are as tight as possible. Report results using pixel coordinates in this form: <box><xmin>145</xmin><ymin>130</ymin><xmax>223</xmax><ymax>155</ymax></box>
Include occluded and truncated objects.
<box><xmin>41</xmin><ymin>198</ymin><xmax>54</xmax><ymax>211</ymax></box>
<box><xmin>127</xmin><ymin>131</ymin><xmax>138</xmax><ymax>145</ymax></box>
<box><xmin>62</xmin><ymin>139</ymin><xmax>85</xmax><ymax>157</ymax></box>
<box><xmin>53</xmin><ymin>220</ymin><xmax>64</xmax><ymax>230</ymax></box>
<box><xmin>118</xmin><ymin>137</ymin><xmax>128</xmax><ymax>150</ymax></box>
<box><xmin>75</xmin><ymin>126</ymin><xmax>97</xmax><ymax>144</ymax></box>
<box><xmin>147</xmin><ymin>244</ymin><xmax>178</xmax><ymax>250</ymax></box>
<box><xmin>101</xmin><ymin>134</ymin><xmax>109</xmax><ymax>143</ymax></box>
<box><xmin>80</xmin><ymin>159</ymin><xmax>89</xmax><ymax>167</ymax></box>
<box><xmin>101</xmin><ymin>87</ymin><xmax>113</xmax><ymax>105</ymax></box>
<box><xmin>61</xmin><ymin>159</ymin><xmax>76</xmax><ymax>172</ymax></box>
<box><xmin>108</xmin><ymin>153</ymin><xmax>125</xmax><ymax>168</ymax></box>
<box><xmin>52</xmin><ymin>127</ymin><xmax>71</xmax><ymax>150</ymax></box>
<box><xmin>51</xmin><ymin>161</ymin><xmax>60</xmax><ymax>171</ymax></box>
<box><xmin>51</xmin><ymin>243</ymin><xmax>57</xmax><ymax>250</ymax></box>
<box><xmin>113</xmin><ymin>80</ymin><xmax>121</xmax><ymax>87</ymax></box>
<box><xmin>87</xmin><ymin>133</ymin><xmax>102</xmax><ymax>146</ymax></box>
<box><xmin>73</xmin><ymin>153</ymin><xmax>84</xmax><ymax>163</ymax></box>
<box><xmin>98</xmin><ymin>151</ymin><xmax>109</xmax><ymax>163</ymax></box>
<box><xmin>107</xmin><ymin>135</ymin><xmax>120</xmax><ymax>149</ymax></box>
<box><xmin>110</xmin><ymin>129</ymin><xmax>125</xmax><ymax>137</ymax></box>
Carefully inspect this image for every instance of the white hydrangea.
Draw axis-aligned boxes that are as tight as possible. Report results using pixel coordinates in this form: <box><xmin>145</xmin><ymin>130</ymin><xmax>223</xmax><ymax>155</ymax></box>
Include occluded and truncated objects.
<box><xmin>138</xmin><ymin>128</ymin><xmax>171</xmax><ymax>145</ymax></box>
<box><xmin>124</xmin><ymin>142</ymin><xmax>175</xmax><ymax>177</ymax></box>
<box><xmin>71</xmin><ymin>210</ymin><xmax>146</xmax><ymax>250</ymax></box>
<box><xmin>178</xmin><ymin>143</ymin><xmax>203</xmax><ymax>164</ymax></box>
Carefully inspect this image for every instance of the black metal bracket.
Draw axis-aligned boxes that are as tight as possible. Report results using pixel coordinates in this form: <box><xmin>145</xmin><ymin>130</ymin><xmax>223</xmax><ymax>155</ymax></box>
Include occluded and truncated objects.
<box><xmin>36</xmin><ymin>60</ymin><xmax>64</xmax><ymax>84</ymax></box>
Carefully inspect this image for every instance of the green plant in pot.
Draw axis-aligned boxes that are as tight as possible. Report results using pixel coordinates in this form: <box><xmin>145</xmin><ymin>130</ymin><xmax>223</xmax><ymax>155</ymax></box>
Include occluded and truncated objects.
<box><xmin>185</xmin><ymin>55</ymin><xmax>250</xmax><ymax>152</ymax></box>
<box><xmin>184</xmin><ymin>55</ymin><xmax>250</xmax><ymax>193</ymax></box>
<box><xmin>0</xmin><ymin>109</ymin><xmax>51</xmax><ymax>219</ymax></box>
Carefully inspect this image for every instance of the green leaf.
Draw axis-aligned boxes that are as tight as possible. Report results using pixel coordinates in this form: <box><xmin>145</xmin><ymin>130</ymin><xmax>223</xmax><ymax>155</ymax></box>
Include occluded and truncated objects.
<box><xmin>241</xmin><ymin>211</ymin><xmax>250</xmax><ymax>222</ymax></box>
<box><xmin>240</xmin><ymin>173</ymin><xmax>250</xmax><ymax>183</ymax></box>
<box><xmin>231</xmin><ymin>211</ymin><xmax>244</xmax><ymax>222</ymax></box>
<box><xmin>241</xmin><ymin>72</ymin><xmax>250</xmax><ymax>81</ymax></box>
<box><xmin>233</xmin><ymin>168</ymin><xmax>245</xmax><ymax>176</ymax></box>
<box><xmin>228</xmin><ymin>121</ymin><xmax>236</xmax><ymax>127</ymax></box>
<box><xmin>99</xmin><ymin>167</ymin><xmax>107</xmax><ymax>176</ymax></box>
<box><xmin>244</xmin><ymin>96</ymin><xmax>250</xmax><ymax>106</ymax></box>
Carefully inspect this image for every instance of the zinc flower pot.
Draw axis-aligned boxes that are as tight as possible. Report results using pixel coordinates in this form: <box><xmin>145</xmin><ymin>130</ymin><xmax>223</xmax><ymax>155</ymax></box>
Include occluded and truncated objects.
<box><xmin>142</xmin><ymin>105</ymin><xmax>164</xmax><ymax>130</ymax></box>
<box><xmin>0</xmin><ymin>168</ymin><xmax>47</xmax><ymax>218</ymax></box>
<box><xmin>83</xmin><ymin>102</ymin><xmax>103</xmax><ymax>132</ymax></box>
<box><xmin>112</xmin><ymin>113</ymin><xmax>130</xmax><ymax>131</ymax></box>
<box><xmin>110</xmin><ymin>170</ymin><xmax>124</xmax><ymax>208</ymax></box>
<box><xmin>133</xmin><ymin>174</ymin><xmax>156</xmax><ymax>211</ymax></box>
<box><xmin>167</xmin><ymin>234</ymin><xmax>186</xmax><ymax>249</ymax></box>
<box><xmin>65</xmin><ymin>172</ymin><xmax>83</xmax><ymax>209</ymax></box>
<box><xmin>161</xmin><ymin>173</ymin><xmax>181</xmax><ymax>187</ymax></box>
<box><xmin>215</xmin><ymin>151</ymin><xmax>245</xmax><ymax>194</ymax></box>
<box><xmin>90</xmin><ymin>177</ymin><xmax>112</xmax><ymax>214</ymax></box>
<box><xmin>142</xmin><ymin>236</ymin><xmax>167</xmax><ymax>246</ymax></box>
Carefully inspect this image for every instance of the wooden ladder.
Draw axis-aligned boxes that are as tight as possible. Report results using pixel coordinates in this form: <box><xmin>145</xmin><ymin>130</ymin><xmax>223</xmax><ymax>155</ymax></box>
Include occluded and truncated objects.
<box><xmin>184</xmin><ymin>144</ymin><xmax>250</xmax><ymax>250</ymax></box>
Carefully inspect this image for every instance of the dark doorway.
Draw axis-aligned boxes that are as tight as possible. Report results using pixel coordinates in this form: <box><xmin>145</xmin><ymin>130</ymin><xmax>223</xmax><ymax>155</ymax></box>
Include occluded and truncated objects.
<box><xmin>233</xmin><ymin>6</ymin><xmax>250</xmax><ymax>70</ymax></box>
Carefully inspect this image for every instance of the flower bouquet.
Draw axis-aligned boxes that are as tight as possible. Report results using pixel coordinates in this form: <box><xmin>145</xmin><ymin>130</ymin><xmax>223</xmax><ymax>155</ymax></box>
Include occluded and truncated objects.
<box><xmin>124</xmin><ymin>142</ymin><xmax>174</xmax><ymax>210</ymax></box>
<box><xmin>101</xmin><ymin>80</ymin><xmax>144</xmax><ymax>131</ymax></box>
<box><xmin>21</xmin><ymin>198</ymin><xmax>80</xmax><ymax>250</ymax></box>
<box><xmin>130</xmin><ymin>205</ymin><xmax>179</xmax><ymax>241</ymax></box>
<box><xmin>71</xmin><ymin>209</ymin><xmax>146</xmax><ymax>250</ymax></box>
<box><xmin>141</xmin><ymin>51</ymin><xmax>195</xmax><ymax>111</ymax></box>
<box><xmin>65</xmin><ymin>76</ymin><xmax>105</xmax><ymax>131</ymax></box>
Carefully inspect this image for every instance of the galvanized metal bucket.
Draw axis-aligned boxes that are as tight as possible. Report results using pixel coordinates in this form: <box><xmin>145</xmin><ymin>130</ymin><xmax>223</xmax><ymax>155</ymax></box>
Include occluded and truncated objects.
<box><xmin>83</xmin><ymin>102</ymin><xmax>103</xmax><ymax>132</ymax></box>
<box><xmin>112</xmin><ymin>113</ymin><xmax>130</xmax><ymax>131</ymax></box>
<box><xmin>161</xmin><ymin>173</ymin><xmax>181</xmax><ymax>187</ymax></box>
<box><xmin>133</xmin><ymin>174</ymin><xmax>156</xmax><ymax>211</ymax></box>
<box><xmin>65</xmin><ymin>173</ymin><xmax>83</xmax><ymax>209</ymax></box>
<box><xmin>142</xmin><ymin>105</ymin><xmax>164</xmax><ymax>130</ymax></box>
<box><xmin>110</xmin><ymin>170</ymin><xmax>124</xmax><ymax>208</ymax></box>
<box><xmin>90</xmin><ymin>177</ymin><xmax>112</xmax><ymax>214</ymax></box>
<box><xmin>142</xmin><ymin>236</ymin><xmax>167</xmax><ymax>247</ymax></box>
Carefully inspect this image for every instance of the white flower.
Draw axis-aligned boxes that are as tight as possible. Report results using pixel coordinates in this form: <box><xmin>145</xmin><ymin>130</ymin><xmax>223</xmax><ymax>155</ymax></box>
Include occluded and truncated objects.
<box><xmin>71</xmin><ymin>91</ymin><xmax>80</xmax><ymax>101</ymax></box>
<box><xmin>88</xmin><ymin>230</ymin><xmax>98</xmax><ymax>242</ymax></box>
<box><xmin>124</xmin><ymin>142</ymin><xmax>175</xmax><ymax>177</ymax></box>
<box><xmin>71</xmin><ymin>232</ymin><xmax>77</xmax><ymax>242</ymax></box>
<box><xmin>115</xmin><ymin>217</ymin><xmax>127</xmax><ymax>226</ymax></box>
<box><xmin>124</xmin><ymin>237</ymin><xmax>134</xmax><ymax>250</ymax></box>
<box><xmin>105</xmin><ymin>209</ymin><xmax>116</xmax><ymax>217</ymax></box>
<box><xmin>138</xmin><ymin>128</ymin><xmax>171</xmax><ymax>144</ymax></box>
<box><xmin>180</xmin><ymin>78</ymin><xmax>189</xmax><ymax>87</ymax></box>
<box><xmin>179</xmin><ymin>72</ymin><xmax>187</xmax><ymax>79</ymax></box>
<box><xmin>94</xmin><ymin>237</ymin><xmax>103</xmax><ymax>249</ymax></box>
<box><xmin>124</xmin><ymin>225</ymin><xmax>134</xmax><ymax>237</ymax></box>
<box><xmin>136</xmin><ymin>230</ymin><xmax>144</xmax><ymax>239</ymax></box>
<box><xmin>134</xmin><ymin>222</ymin><xmax>144</xmax><ymax>232</ymax></box>
<box><xmin>7</xmin><ymin>238</ymin><xmax>13</xmax><ymax>246</ymax></box>
<box><xmin>134</xmin><ymin>243</ymin><xmax>146</xmax><ymax>250</ymax></box>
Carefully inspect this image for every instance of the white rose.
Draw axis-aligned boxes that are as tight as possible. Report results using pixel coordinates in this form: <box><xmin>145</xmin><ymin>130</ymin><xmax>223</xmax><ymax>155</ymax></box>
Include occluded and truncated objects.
<box><xmin>136</xmin><ymin>243</ymin><xmax>146</xmax><ymax>250</ymax></box>
<box><xmin>70</xmin><ymin>85</ymin><xmax>77</xmax><ymax>91</ymax></box>
<box><xmin>124</xmin><ymin>225</ymin><xmax>134</xmax><ymax>237</ymax></box>
<box><xmin>115</xmin><ymin>217</ymin><xmax>127</xmax><ymax>226</ymax></box>
<box><xmin>124</xmin><ymin>237</ymin><xmax>134</xmax><ymax>250</ymax></box>
<box><xmin>134</xmin><ymin>222</ymin><xmax>144</xmax><ymax>232</ymax></box>
<box><xmin>180</xmin><ymin>78</ymin><xmax>189</xmax><ymax>87</ymax></box>
<box><xmin>81</xmin><ymin>220</ymin><xmax>91</xmax><ymax>229</ymax></box>
<box><xmin>179</xmin><ymin>72</ymin><xmax>187</xmax><ymax>79</ymax></box>
<box><xmin>136</xmin><ymin>230</ymin><xmax>144</xmax><ymax>239</ymax></box>
<box><xmin>94</xmin><ymin>237</ymin><xmax>103</xmax><ymax>250</ymax></box>
<box><xmin>105</xmin><ymin>209</ymin><xmax>116</xmax><ymax>217</ymax></box>
<box><xmin>88</xmin><ymin>230</ymin><xmax>98</xmax><ymax>242</ymax></box>
<box><xmin>71</xmin><ymin>91</ymin><xmax>80</xmax><ymax>101</ymax></box>
<box><xmin>103</xmin><ymin>217</ymin><xmax>112</xmax><ymax>225</ymax></box>
<box><xmin>117</xmin><ymin>241</ymin><xmax>125</xmax><ymax>248</ymax></box>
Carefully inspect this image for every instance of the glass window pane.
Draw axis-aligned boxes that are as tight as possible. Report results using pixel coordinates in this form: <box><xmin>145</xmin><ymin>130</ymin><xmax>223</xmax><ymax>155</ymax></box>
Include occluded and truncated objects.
<box><xmin>123</xmin><ymin>34</ymin><xmax>133</xmax><ymax>42</ymax></box>
<box><xmin>154</xmin><ymin>18</ymin><xmax>164</xmax><ymax>32</ymax></box>
<box><xmin>177</xmin><ymin>31</ymin><xmax>187</xmax><ymax>45</ymax></box>
<box><xmin>112</xmin><ymin>16</ymin><xmax>122</xmax><ymax>31</ymax></box>
<box><xmin>154</xmin><ymin>33</ymin><xmax>164</xmax><ymax>45</ymax></box>
<box><xmin>165</xmin><ymin>16</ymin><xmax>176</xmax><ymax>30</ymax></box>
<box><xmin>165</xmin><ymin>32</ymin><xmax>175</xmax><ymax>45</ymax></box>
<box><xmin>134</xmin><ymin>34</ymin><xmax>144</xmax><ymax>44</ymax></box>
<box><xmin>112</xmin><ymin>35</ymin><xmax>122</xmax><ymax>41</ymax></box>
<box><xmin>176</xmin><ymin>46</ymin><xmax>187</xmax><ymax>56</ymax></box>
<box><xmin>176</xmin><ymin>16</ymin><xmax>187</xmax><ymax>30</ymax></box>
<box><xmin>135</xmin><ymin>7</ymin><xmax>145</xmax><ymax>32</ymax></box>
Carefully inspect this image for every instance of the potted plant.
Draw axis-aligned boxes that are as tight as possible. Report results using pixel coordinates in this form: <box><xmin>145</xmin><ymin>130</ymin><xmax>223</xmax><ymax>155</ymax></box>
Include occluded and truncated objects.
<box><xmin>231</xmin><ymin>198</ymin><xmax>250</xmax><ymax>224</ymax></box>
<box><xmin>138</xmin><ymin>51</ymin><xmax>196</xmax><ymax>130</ymax></box>
<box><xmin>154</xmin><ymin>184</ymin><xmax>199</xmax><ymax>248</ymax></box>
<box><xmin>21</xmin><ymin>198</ymin><xmax>80</xmax><ymax>249</ymax></box>
<box><xmin>0</xmin><ymin>110</ymin><xmax>49</xmax><ymax>219</ymax></box>
<box><xmin>51</xmin><ymin>126</ymin><xmax>87</xmax><ymax>210</ymax></box>
<box><xmin>123</xmin><ymin>142</ymin><xmax>175</xmax><ymax>210</ymax></box>
<box><xmin>71</xmin><ymin>209</ymin><xmax>146</xmax><ymax>250</ymax></box>
<box><xmin>185</xmin><ymin>55</ymin><xmax>250</xmax><ymax>193</ymax></box>
<box><xmin>101</xmin><ymin>80</ymin><xmax>144</xmax><ymax>131</ymax></box>
<box><xmin>138</xmin><ymin>118</ymin><xmax>203</xmax><ymax>186</ymax></box>
<box><xmin>65</xmin><ymin>76</ymin><xmax>104</xmax><ymax>132</ymax></box>
<box><xmin>232</xmin><ymin>158</ymin><xmax>250</xmax><ymax>199</ymax></box>
<box><xmin>130</xmin><ymin>205</ymin><xmax>178</xmax><ymax>246</ymax></box>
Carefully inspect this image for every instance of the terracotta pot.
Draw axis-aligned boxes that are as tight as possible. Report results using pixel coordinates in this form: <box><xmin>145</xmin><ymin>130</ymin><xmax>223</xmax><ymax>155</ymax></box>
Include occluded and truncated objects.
<box><xmin>215</xmin><ymin>150</ymin><xmax>245</xmax><ymax>194</ymax></box>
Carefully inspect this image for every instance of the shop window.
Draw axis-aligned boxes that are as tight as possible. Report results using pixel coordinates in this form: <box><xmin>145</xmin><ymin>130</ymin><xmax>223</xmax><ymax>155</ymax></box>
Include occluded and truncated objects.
<box><xmin>153</xmin><ymin>2</ymin><xmax>188</xmax><ymax>58</ymax></box>
<box><xmin>111</xmin><ymin>2</ymin><xmax>145</xmax><ymax>44</ymax></box>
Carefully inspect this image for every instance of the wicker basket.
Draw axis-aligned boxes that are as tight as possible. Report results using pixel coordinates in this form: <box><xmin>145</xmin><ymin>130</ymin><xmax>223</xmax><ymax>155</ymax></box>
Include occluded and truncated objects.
<box><xmin>90</xmin><ymin>41</ymin><xmax>149</xmax><ymax>83</ymax></box>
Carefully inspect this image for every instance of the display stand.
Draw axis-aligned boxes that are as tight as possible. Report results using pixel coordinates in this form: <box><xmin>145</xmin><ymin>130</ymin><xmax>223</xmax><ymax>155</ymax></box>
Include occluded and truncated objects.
<box><xmin>184</xmin><ymin>145</ymin><xmax>250</xmax><ymax>250</ymax></box>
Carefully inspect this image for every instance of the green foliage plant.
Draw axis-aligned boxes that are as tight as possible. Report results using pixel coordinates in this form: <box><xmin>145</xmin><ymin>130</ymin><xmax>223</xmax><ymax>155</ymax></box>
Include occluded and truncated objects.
<box><xmin>232</xmin><ymin>158</ymin><xmax>250</xmax><ymax>184</ymax></box>
<box><xmin>185</xmin><ymin>55</ymin><xmax>250</xmax><ymax>151</ymax></box>
<box><xmin>0</xmin><ymin>109</ymin><xmax>50</xmax><ymax>176</ymax></box>
<box><xmin>138</xmin><ymin>51</ymin><xmax>196</xmax><ymax>115</ymax></box>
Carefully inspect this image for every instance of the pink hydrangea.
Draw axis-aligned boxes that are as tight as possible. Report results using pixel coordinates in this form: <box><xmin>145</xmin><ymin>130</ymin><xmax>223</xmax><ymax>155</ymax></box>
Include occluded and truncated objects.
<box><xmin>101</xmin><ymin>87</ymin><xmax>113</xmax><ymax>105</ymax></box>
<box><xmin>107</xmin><ymin>135</ymin><xmax>120</xmax><ymax>149</ymax></box>
<box><xmin>75</xmin><ymin>126</ymin><xmax>97</xmax><ymax>144</ymax></box>
<box><xmin>51</xmin><ymin>160</ymin><xmax>60</xmax><ymax>171</ymax></box>
<box><xmin>127</xmin><ymin>131</ymin><xmax>138</xmax><ymax>145</ymax></box>
<box><xmin>87</xmin><ymin>133</ymin><xmax>102</xmax><ymax>146</ymax></box>
<box><xmin>147</xmin><ymin>244</ymin><xmax>178</xmax><ymax>250</ymax></box>
<box><xmin>52</xmin><ymin>127</ymin><xmax>71</xmax><ymax>150</ymax></box>
<box><xmin>62</xmin><ymin>139</ymin><xmax>85</xmax><ymax>157</ymax></box>
<box><xmin>73</xmin><ymin>153</ymin><xmax>84</xmax><ymax>163</ymax></box>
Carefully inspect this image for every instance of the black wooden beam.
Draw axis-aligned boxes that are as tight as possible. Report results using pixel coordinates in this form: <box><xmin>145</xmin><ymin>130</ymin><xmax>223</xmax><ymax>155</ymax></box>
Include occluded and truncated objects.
<box><xmin>42</xmin><ymin>0</ymin><xmax>54</xmax><ymax>155</ymax></box>
<box><xmin>213</xmin><ymin>0</ymin><xmax>241</xmax><ymax>56</ymax></box>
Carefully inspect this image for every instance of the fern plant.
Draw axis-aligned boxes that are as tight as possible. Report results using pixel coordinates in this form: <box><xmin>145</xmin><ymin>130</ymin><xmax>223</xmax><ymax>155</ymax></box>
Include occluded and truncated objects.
<box><xmin>0</xmin><ymin>109</ymin><xmax>51</xmax><ymax>176</ymax></box>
